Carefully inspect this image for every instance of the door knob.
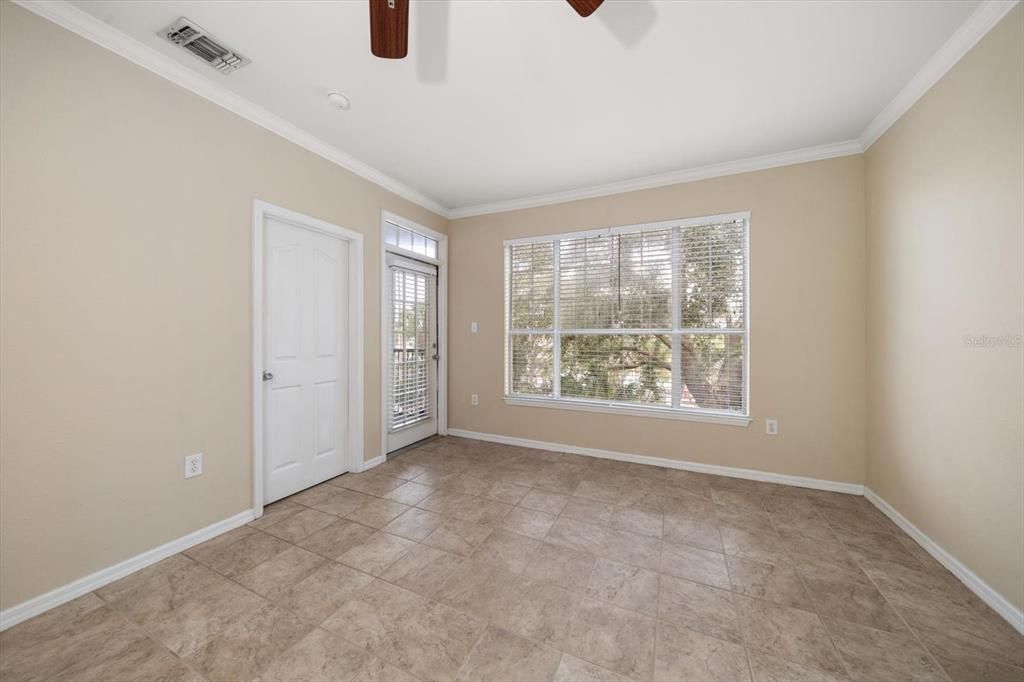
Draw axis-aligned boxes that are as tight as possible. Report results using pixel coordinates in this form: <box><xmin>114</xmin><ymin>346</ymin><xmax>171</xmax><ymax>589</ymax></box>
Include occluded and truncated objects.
<box><xmin>262</xmin><ymin>371</ymin><xmax>274</xmax><ymax>381</ymax></box>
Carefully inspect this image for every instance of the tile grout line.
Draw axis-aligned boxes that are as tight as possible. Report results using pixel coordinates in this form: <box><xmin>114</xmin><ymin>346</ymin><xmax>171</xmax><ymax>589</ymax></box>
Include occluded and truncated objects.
<box><xmin>112</xmin><ymin>520</ymin><xmax>364</xmax><ymax>680</ymax></box>
<box><xmin>365</xmin><ymin>479</ymin><xmax>568</xmax><ymax>667</ymax></box>
<box><xmin>794</xmin><ymin>495</ymin><xmax>996</xmax><ymax>680</ymax></box>
<box><xmin>369</xmin><ymin>443</ymin><xmax>1024</xmax><ymax>676</ymax></box>
<box><xmin>829</xmin><ymin>532</ymin><xmax>957</xmax><ymax>682</ymax></box>
<box><xmin>450</xmin><ymin>619</ymin><xmax>493</xmax><ymax>682</ymax></box>
<box><xmin>91</xmin><ymin>580</ymin><xmax>212</xmax><ymax>681</ymax></box>
<box><xmin>819</xmin><ymin>508</ymin><xmax>1017</xmax><ymax>659</ymax></box>
<box><xmin>730</xmin><ymin>491</ymin><xmax>789</xmax><ymax>679</ymax></box>
<box><xmin>559</xmin><ymin>561</ymin><xmax>598</xmax><ymax>675</ymax></box>
<box><xmin>202</xmin><ymin>492</ymin><xmax>455</xmax><ymax>680</ymax></box>
<box><xmin>523</xmin><ymin>462</ymin><xmax>840</xmax><ymax>665</ymax></box>
<box><xmin>35</xmin><ymin>438</ymin><xmax>1010</xmax><ymax>682</ymax></box>
<box><xmin>722</xmin><ymin>555</ymin><xmax>758</xmax><ymax>682</ymax></box>
<box><xmin>708</xmin><ymin>474</ymin><xmax>763</xmax><ymax>681</ymax></box>
<box><xmin>652</xmin><ymin>540</ymin><xmax>663</xmax><ymax>682</ymax></box>
<box><xmin>295</xmin><ymin>452</ymin><xmax>816</xmax><ymax>673</ymax></box>
<box><xmin>766</xmin><ymin>501</ymin><xmax>859</xmax><ymax>682</ymax></box>
<box><xmin>862</xmin><ymin>577</ymin><xmax>955</xmax><ymax>682</ymax></box>
<box><xmin>263</xmin><ymin>526</ymin><xmax>428</xmax><ymax>679</ymax></box>
<box><xmin>410</xmin><ymin>456</ymin><xmax>668</xmax><ymax>677</ymax></box>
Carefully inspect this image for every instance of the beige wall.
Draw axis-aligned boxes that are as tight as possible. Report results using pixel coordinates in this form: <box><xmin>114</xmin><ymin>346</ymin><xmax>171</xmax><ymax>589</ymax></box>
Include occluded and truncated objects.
<box><xmin>3</xmin><ymin>0</ymin><xmax>1020</xmax><ymax>620</ymax></box>
<box><xmin>0</xmin><ymin>3</ymin><xmax>446</xmax><ymax>609</ymax></box>
<box><xmin>865</xmin><ymin>6</ymin><xmax>1024</xmax><ymax>610</ymax></box>
<box><xmin>449</xmin><ymin>155</ymin><xmax>867</xmax><ymax>485</ymax></box>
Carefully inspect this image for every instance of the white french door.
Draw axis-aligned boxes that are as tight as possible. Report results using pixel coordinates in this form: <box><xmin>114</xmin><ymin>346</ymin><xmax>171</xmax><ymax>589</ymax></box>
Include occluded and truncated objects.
<box><xmin>263</xmin><ymin>216</ymin><xmax>350</xmax><ymax>503</ymax></box>
<box><xmin>386</xmin><ymin>253</ymin><xmax>438</xmax><ymax>452</ymax></box>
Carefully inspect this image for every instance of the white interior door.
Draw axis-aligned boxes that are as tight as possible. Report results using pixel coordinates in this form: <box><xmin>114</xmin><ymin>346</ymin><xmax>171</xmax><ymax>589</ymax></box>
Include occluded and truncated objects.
<box><xmin>386</xmin><ymin>254</ymin><xmax>438</xmax><ymax>452</ymax></box>
<box><xmin>264</xmin><ymin>216</ymin><xmax>350</xmax><ymax>503</ymax></box>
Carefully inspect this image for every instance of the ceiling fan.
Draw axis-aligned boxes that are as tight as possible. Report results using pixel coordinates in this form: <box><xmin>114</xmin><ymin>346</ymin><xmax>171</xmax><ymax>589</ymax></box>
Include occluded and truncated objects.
<box><xmin>369</xmin><ymin>0</ymin><xmax>604</xmax><ymax>59</ymax></box>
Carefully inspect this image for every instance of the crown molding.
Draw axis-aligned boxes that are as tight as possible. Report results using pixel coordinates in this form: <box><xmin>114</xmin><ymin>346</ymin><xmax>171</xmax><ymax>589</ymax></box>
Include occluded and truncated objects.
<box><xmin>859</xmin><ymin>0</ymin><xmax>1020</xmax><ymax>150</ymax></box>
<box><xmin>16</xmin><ymin>0</ymin><xmax>1018</xmax><ymax>221</ymax></box>
<box><xmin>449</xmin><ymin>0</ymin><xmax>1019</xmax><ymax>219</ymax></box>
<box><xmin>447</xmin><ymin>139</ymin><xmax>864</xmax><ymax>219</ymax></box>
<box><xmin>13</xmin><ymin>0</ymin><xmax>451</xmax><ymax>218</ymax></box>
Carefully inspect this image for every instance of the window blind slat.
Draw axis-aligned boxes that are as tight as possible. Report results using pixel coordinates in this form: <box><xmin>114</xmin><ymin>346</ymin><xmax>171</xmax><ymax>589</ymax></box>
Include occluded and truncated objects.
<box><xmin>505</xmin><ymin>217</ymin><xmax>748</xmax><ymax>417</ymax></box>
<box><xmin>509</xmin><ymin>242</ymin><xmax>554</xmax><ymax>330</ymax></box>
<box><xmin>678</xmin><ymin>220</ymin><xmax>745</xmax><ymax>330</ymax></box>
<box><xmin>558</xmin><ymin>229</ymin><xmax>672</xmax><ymax>330</ymax></box>
<box><xmin>509</xmin><ymin>333</ymin><xmax>553</xmax><ymax>396</ymax></box>
<box><xmin>389</xmin><ymin>267</ymin><xmax>435</xmax><ymax>430</ymax></box>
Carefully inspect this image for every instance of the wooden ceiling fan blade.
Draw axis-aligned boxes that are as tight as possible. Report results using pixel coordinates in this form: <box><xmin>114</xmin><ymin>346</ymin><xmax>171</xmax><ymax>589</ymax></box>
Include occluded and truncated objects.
<box><xmin>369</xmin><ymin>0</ymin><xmax>408</xmax><ymax>59</ymax></box>
<box><xmin>566</xmin><ymin>0</ymin><xmax>604</xmax><ymax>17</ymax></box>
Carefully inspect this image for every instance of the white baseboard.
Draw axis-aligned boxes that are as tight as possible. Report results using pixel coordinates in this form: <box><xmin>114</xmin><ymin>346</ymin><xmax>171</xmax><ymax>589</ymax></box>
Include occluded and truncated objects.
<box><xmin>0</xmin><ymin>509</ymin><xmax>255</xmax><ymax>632</ymax></box>
<box><xmin>6</xmin><ymin>451</ymin><xmax>1019</xmax><ymax>641</ymax></box>
<box><xmin>359</xmin><ymin>455</ymin><xmax>385</xmax><ymax>472</ymax></box>
<box><xmin>864</xmin><ymin>487</ymin><xmax>1024</xmax><ymax>636</ymax></box>
<box><xmin>447</xmin><ymin>428</ymin><xmax>863</xmax><ymax>495</ymax></box>
<box><xmin>449</xmin><ymin>428</ymin><xmax>1023</xmax><ymax>635</ymax></box>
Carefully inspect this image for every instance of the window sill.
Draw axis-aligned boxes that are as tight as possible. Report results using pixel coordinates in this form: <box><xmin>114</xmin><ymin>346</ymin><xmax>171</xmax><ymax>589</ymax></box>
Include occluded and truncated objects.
<box><xmin>503</xmin><ymin>396</ymin><xmax>751</xmax><ymax>427</ymax></box>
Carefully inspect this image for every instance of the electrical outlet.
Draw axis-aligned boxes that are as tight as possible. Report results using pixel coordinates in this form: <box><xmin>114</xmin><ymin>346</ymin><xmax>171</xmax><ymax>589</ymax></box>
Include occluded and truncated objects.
<box><xmin>471</xmin><ymin>322</ymin><xmax>478</xmax><ymax>334</ymax></box>
<box><xmin>471</xmin><ymin>394</ymin><xmax>479</xmax><ymax>406</ymax></box>
<box><xmin>765</xmin><ymin>419</ymin><xmax>778</xmax><ymax>436</ymax></box>
<box><xmin>185</xmin><ymin>453</ymin><xmax>203</xmax><ymax>478</ymax></box>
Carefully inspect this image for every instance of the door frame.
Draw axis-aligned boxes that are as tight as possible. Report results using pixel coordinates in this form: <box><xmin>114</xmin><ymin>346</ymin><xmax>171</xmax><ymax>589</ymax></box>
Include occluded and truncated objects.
<box><xmin>379</xmin><ymin>211</ymin><xmax>448</xmax><ymax>458</ymax></box>
<box><xmin>252</xmin><ymin>200</ymin><xmax>364</xmax><ymax>518</ymax></box>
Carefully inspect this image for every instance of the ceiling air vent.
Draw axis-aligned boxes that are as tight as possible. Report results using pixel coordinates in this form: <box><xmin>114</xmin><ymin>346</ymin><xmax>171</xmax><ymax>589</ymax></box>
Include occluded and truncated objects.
<box><xmin>159</xmin><ymin>17</ymin><xmax>250</xmax><ymax>74</ymax></box>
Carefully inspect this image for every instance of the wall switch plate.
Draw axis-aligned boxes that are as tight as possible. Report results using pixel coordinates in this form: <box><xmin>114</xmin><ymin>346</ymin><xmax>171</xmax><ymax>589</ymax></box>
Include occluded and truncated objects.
<box><xmin>471</xmin><ymin>322</ymin><xmax>478</xmax><ymax>334</ymax></box>
<box><xmin>185</xmin><ymin>453</ymin><xmax>203</xmax><ymax>478</ymax></box>
<box><xmin>471</xmin><ymin>394</ymin><xmax>479</xmax><ymax>406</ymax></box>
<box><xmin>765</xmin><ymin>419</ymin><xmax>778</xmax><ymax>436</ymax></box>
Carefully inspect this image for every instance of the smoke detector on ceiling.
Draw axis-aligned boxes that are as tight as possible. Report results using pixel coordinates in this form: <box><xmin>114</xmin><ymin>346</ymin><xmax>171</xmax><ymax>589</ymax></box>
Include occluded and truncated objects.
<box><xmin>159</xmin><ymin>17</ymin><xmax>250</xmax><ymax>74</ymax></box>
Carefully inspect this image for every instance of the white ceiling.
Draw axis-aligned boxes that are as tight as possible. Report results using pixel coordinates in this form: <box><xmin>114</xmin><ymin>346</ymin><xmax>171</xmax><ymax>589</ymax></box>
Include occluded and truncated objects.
<box><xmin>68</xmin><ymin>0</ymin><xmax>981</xmax><ymax>213</ymax></box>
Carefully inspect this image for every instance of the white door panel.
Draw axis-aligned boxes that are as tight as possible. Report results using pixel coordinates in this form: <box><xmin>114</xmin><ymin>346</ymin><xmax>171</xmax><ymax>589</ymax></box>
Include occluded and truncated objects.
<box><xmin>386</xmin><ymin>254</ymin><xmax>438</xmax><ymax>452</ymax></box>
<box><xmin>264</xmin><ymin>217</ymin><xmax>349</xmax><ymax>502</ymax></box>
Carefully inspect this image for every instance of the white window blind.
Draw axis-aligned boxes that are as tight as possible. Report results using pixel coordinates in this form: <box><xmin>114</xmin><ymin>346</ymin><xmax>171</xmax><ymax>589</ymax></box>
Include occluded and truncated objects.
<box><xmin>505</xmin><ymin>214</ymin><xmax>748</xmax><ymax>420</ymax></box>
<box><xmin>390</xmin><ymin>266</ymin><xmax>434</xmax><ymax>430</ymax></box>
<box><xmin>507</xmin><ymin>242</ymin><xmax>554</xmax><ymax>396</ymax></box>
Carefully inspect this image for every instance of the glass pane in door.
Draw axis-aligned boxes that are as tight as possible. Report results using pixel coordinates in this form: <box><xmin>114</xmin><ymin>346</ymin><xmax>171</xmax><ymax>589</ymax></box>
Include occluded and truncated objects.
<box><xmin>389</xmin><ymin>265</ymin><xmax>436</xmax><ymax>432</ymax></box>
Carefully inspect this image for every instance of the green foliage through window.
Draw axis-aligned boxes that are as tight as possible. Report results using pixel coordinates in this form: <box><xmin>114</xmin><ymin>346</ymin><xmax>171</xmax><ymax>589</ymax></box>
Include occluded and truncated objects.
<box><xmin>506</xmin><ymin>216</ymin><xmax>747</xmax><ymax>415</ymax></box>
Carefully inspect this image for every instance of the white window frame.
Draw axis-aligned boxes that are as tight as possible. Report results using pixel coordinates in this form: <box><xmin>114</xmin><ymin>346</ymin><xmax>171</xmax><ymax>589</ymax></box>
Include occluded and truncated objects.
<box><xmin>380</xmin><ymin>211</ymin><xmax>448</xmax><ymax>458</ymax></box>
<box><xmin>503</xmin><ymin>211</ymin><xmax>751</xmax><ymax>427</ymax></box>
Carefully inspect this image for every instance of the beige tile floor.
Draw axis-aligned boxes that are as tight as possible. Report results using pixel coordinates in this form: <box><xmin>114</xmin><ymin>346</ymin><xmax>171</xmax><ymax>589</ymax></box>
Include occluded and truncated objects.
<box><xmin>2</xmin><ymin>436</ymin><xmax>1021</xmax><ymax>681</ymax></box>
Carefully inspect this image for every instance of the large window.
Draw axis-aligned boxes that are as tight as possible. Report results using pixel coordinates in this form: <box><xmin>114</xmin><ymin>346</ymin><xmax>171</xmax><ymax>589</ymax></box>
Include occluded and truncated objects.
<box><xmin>504</xmin><ymin>212</ymin><xmax>749</xmax><ymax>425</ymax></box>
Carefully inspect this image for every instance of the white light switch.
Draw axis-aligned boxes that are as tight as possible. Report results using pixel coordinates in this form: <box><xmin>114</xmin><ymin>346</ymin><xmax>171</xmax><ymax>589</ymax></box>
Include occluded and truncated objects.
<box><xmin>185</xmin><ymin>453</ymin><xmax>203</xmax><ymax>478</ymax></box>
<box><xmin>471</xmin><ymin>322</ymin><xmax>478</xmax><ymax>334</ymax></box>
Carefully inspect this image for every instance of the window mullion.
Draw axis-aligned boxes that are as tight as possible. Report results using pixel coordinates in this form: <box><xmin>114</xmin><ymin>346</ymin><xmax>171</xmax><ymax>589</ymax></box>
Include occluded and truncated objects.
<box><xmin>509</xmin><ymin>216</ymin><xmax>747</xmax><ymax>416</ymax></box>
<box><xmin>504</xmin><ymin>248</ymin><xmax>510</xmax><ymax>396</ymax></box>
<box><xmin>552</xmin><ymin>239</ymin><xmax>561</xmax><ymax>399</ymax></box>
<box><xmin>671</xmin><ymin>226</ymin><xmax>681</xmax><ymax>409</ymax></box>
